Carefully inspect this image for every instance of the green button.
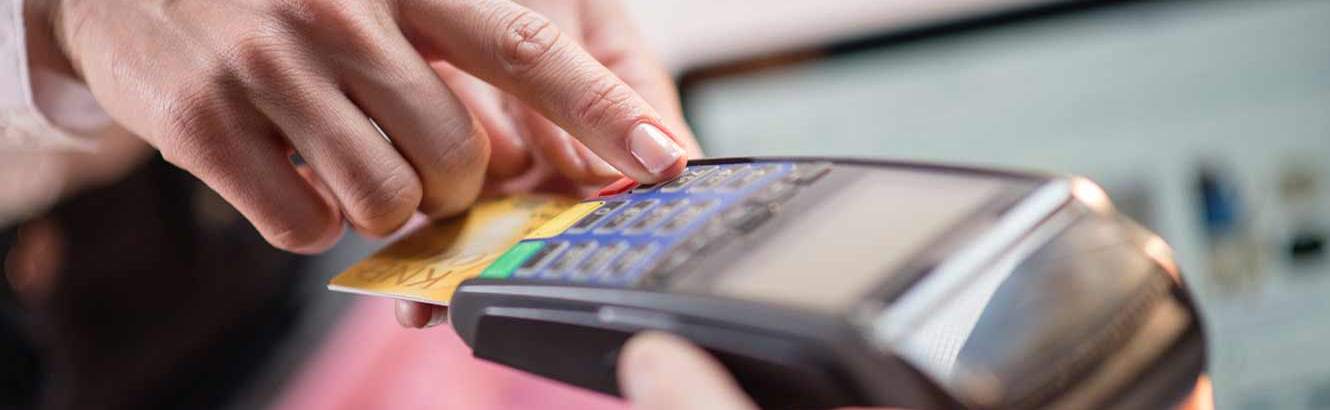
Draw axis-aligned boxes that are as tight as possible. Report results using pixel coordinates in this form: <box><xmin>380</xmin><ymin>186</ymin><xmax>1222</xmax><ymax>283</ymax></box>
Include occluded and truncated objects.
<box><xmin>479</xmin><ymin>241</ymin><xmax>545</xmax><ymax>279</ymax></box>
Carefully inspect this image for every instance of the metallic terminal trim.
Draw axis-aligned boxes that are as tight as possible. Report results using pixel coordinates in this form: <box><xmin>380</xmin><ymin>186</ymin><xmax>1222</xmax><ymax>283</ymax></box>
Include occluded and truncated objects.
<box><xmin>868</xmin><ymin>180</ymin><xmax>1072</xmax><ymax>346</ymax></box>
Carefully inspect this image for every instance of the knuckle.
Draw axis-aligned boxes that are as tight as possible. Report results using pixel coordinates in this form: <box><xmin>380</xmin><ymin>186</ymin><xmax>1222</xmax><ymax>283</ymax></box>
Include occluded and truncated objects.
<box><xmin>418</xmin><ymin>121</ymin><xmax>488</xmax><ymax>216</ymax></box>
<box><xmin>266</xmin><ymin>0</ymin><xmax>317</xmax><ymax>24</ymax></box>
<box><xmin>574</xmin><ymin>80</ymin><xmax>634</xmax><ymax>127</ymax></box>
<box><xmin>497</xmin><ymin>9</ymin><xmax>562</xmax><ymax>75</ymax></box>
<box><xmin>263</xmin><ymin>221</ymin><xmax>316</xmax><ymax>252</ymax></box>
<box><xmin>264</xmin><ymin>213</ymin><xmax>340</xmax><ymax>254</ymax></box>
<box><xmin>420</xmin><ymin>186</ymin><xmax>480</xmax><ymax>219</ymax></box>
<box><xmin>345</xmin><ymin>164</ymin><xmax>422</xmax><ymax>233</ymax></box>
<box><xmin>425</xmin><ymin>118</ymin><xmax>489</xmax><ymax>175</ymax></box>
<box><xmin>223</xmin><ymin>26</ymin><xmax>305</xmax><ymax>85</ymax></box>
<box><xmin>157</xmin><ymin>82</ymin><xmax>232</xmax><ymax>170</ymax></box>
<box><xmin>292</xmin><ymin>0</ymin><xmax>392</xmax><ymax>60</ymax></box>
<box><xmin>221</xmin><ymin>34</ymin><xmax>328</xmax><ymax>117</ymax></box>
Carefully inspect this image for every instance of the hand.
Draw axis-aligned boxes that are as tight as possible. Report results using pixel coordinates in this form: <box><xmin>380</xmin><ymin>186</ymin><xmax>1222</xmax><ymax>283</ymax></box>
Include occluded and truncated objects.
<box><xmin>388</xmin><ymin>0</ymin><xmax>701</xmax><ymax>328</ymax></box>
<box><xmin>616</xmin><ymin>332</ymin><xmax>1216</xmax><ymax>410</ymax></box>
<box><xmin>27</xmin><ymin>0</ymin><xmax>692</xmax><ymax>255</ymax></box>
<box><xmin>437</xmin><ymin>0</ymin><xmax>703</xmax><ymax>198</ymax></box>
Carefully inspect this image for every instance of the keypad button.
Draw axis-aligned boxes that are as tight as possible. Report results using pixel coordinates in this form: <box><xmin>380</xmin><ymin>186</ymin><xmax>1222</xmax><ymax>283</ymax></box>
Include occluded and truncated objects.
<box><xmin>688</xmin><ymin>220</ymin><xmax>734</xmax><ymax>251</ymax></box>
<box><xmin>643</xmin><ymin>250</ymin><xmax>693</xmax><ymax>286</ymax></box>
<box><xmin>544</xmin><ymin>241</ymin><xmax>598</xmax><ymax>277</ymax></box>
<box><xmin>787</xmin><ymin>161</ymin><xmax>832</xmax><ymax>184</ymax></box>
<box><xmin>750</xmin><ymin>180</ymin><xmax>797</xmax><ymax>204</ymax></box>
<box><xmin>480</xmin><ymin>241</ymin><xmax>546</xmax><ymax>279</ymax></box>
<box><xmin>595</xmin><ymin>200</ymin><xmax>657</xmax><ymax>234</ymax></box>
<box><xmin>722</xmin><ymin>204</ymin><xmax>774</xmax><ymax>233</ymax></box>
<box><xmin>606</xmin><ymin>243</ymin><xmax>658</xmax><ymax>281</ymax></box>
<box><xmin>572</xmin><ymin>241</ymin><xmax>628</xmax><ymax>280</ymax></box>
<box><xmin>659</xmin><ymin>165</ymin><xmax>718</xmax><ymax>192</ymax></box>
<box><xmin>657</xmin><ymin>199</ymin><xmax>718</xmax><ymax>235</ymax></box>
<box><xmin>514</xmin><ymin>240</ymin><xmax>568</xmax><ymax>278</ymax></box>
<box><xmin>625</xmin><ymin>199</ymin><xmax>688</xmax><ymax>234</ymax></box>
<box><xmin>639</xmin><ymin>220</ymin><xmax>738</xmax><ymax>287</ymax></box>
<box><xmin>688</xmin><ymin>165</ymin><xmax>748</xmax><ymax>192</ymax></box>
<box><xmin>631</xmin><ymin>182</ymin><xmax>659</xmax><ymax>193</ymax></box>
<box><xmin>567</xmin><ymin>201</ymin><xmax>626</xmax><ymax>233</ymax></box>
<box><xmin>718</xmin><ymin>164</ymin><xmax>779</xmax><ymax>192</ymax></box>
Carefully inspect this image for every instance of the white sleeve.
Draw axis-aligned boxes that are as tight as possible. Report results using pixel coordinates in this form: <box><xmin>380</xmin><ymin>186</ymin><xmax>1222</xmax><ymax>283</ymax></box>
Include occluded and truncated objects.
<box><xmin>1</xmin><ymin>0</ymin><xmax>103</xmax><ymax>150</ymax></box>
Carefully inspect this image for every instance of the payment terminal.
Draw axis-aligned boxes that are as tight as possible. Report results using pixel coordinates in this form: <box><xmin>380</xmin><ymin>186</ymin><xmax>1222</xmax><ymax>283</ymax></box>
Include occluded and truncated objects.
<box><xmin>449</xmin><ymin>157</ymin><xmax>1207</xmax><ymax>409</ymax></box>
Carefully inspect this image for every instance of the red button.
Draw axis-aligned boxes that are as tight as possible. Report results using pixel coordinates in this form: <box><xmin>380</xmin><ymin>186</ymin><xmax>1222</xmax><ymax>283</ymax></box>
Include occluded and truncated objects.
<box><xmin>595</xmin><ymin>177</ymin><xmax>639</xmax><ymax>198</ymax></box>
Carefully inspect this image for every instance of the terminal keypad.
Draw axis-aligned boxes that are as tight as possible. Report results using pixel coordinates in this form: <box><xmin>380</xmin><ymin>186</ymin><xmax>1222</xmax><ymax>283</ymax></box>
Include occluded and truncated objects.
<box><xmin>483</xmin><ymin>161</ymin><xmax>831</xmax><ymax>287</ymax></box>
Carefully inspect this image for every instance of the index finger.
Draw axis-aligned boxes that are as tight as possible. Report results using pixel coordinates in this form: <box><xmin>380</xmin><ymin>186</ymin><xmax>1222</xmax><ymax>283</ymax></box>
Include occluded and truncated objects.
<box><xmin>401</xmin><ymin>0</ymin><xmax>687</xmax><ymax>183</ymax></box>
<box><xmin>575</xmin><ymin>0</ymin><xmax>703</xmax><ymax>158</ymax></box>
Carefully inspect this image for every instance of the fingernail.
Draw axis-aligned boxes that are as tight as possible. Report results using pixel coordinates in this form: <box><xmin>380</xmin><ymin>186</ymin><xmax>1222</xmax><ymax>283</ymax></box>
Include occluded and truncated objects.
<box><xmin>395</xmin><ymin>301</ymin><xmax>423</xmax><ymax>328</ymax></box>
<box><xmin>628</xmin><ymin>123</ymin><xmax>685</xmax><ymax>175</ymax></box>
<box><xmin>425</xmin><ymin>307</ymin><xmax>449</xmax><ymax>328</ymax></box>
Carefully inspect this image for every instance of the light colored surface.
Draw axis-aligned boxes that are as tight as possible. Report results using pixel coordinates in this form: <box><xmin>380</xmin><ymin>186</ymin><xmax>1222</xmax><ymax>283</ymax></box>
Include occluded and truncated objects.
<box><xmin>622</xmin><ymin>0</ymin><xmax>1059</xmax><ymax>74</ymax></box>
<box><xmin>677</xmin><ymin>1</ymin><xmax>1330</xmax><ymax>408</ymax></box>
<box><xmin>712</xmin><ymin>169</ymin><xmax>1006</xmax><ymax>313</ymax></box>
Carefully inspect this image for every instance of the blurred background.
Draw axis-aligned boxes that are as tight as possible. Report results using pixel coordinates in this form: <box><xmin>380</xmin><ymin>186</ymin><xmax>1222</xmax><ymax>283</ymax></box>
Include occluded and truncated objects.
<box><xmin>2</xmin><ymin>0</ymin><xmax>1326</xmax><ymax>409</ymax></box>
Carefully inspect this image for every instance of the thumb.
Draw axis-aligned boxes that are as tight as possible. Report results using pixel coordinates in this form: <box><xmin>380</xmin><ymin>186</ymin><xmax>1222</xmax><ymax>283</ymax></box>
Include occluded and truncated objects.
<box><xmin>617</xmin><ymin>332</ymin><xmax>758</xmax><ymax>410</ymax></box>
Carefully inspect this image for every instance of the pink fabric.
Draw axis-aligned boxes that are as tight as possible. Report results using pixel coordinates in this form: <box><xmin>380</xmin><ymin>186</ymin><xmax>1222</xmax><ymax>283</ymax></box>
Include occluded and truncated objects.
<box><xmin>274</xmin><ymin>298</ymin><xmax>627</xmax><ymax>410</ymax></box>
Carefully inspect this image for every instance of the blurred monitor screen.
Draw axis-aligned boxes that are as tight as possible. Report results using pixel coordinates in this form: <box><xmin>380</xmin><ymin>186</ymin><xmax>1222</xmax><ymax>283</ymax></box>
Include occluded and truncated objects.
<box><xmin>680</xmin><ymin>0</ymin><xmax>1328</xmax><ymax>167</ymax></box>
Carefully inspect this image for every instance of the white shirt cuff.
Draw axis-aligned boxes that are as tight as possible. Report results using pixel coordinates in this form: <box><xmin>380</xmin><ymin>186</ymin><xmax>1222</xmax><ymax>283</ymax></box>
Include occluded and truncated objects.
<box><xmin>1</xmin><ymin>0</ymin><xmax>103</xmax><ymax>151</ymax></box>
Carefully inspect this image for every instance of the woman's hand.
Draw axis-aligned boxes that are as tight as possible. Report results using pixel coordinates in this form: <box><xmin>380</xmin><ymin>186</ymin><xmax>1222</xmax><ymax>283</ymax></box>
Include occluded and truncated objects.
<box><xmin>440</xmin><ymin>0</ymin><xmax>702</xmax><ymax>196</ymax></box>
<box><xmin>27</xmin><ymin>0</ymin><xmax>693</xmax><ymax>256</ymax></box>
<box><xmin>389</xmin><ymin>0</ymin><xmax>702</xmax><ymax>328</ymax></box>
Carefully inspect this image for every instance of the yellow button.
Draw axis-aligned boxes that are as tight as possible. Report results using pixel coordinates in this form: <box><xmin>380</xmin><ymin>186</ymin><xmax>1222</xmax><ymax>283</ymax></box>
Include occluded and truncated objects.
<box><xmin>526</xmin><ymin>201</ymin><xmax>604</xmax><ymax>239</ymax></box>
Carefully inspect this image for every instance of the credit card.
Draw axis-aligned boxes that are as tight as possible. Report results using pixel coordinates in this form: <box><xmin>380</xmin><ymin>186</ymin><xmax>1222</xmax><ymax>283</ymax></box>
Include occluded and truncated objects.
<box><xmin>327</xmin><ymin>195</ymin><xmax>578</xmax><ymax>305</ymax></box>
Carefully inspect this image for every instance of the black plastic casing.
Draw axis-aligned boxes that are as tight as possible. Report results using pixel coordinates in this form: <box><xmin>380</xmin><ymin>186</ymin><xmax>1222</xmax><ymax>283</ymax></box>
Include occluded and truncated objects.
<box><xmin>448</xmin><ymin>157</ymin><xmax>1207</xmax><ymax>409</ymax></box>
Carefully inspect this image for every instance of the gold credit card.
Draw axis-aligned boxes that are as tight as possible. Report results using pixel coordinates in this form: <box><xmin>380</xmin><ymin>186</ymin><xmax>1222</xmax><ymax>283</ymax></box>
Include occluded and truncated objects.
<box><xmin>327</xmin><ymin>195</ymin><xmax>578</xmax><ymax>305</ymax></box>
